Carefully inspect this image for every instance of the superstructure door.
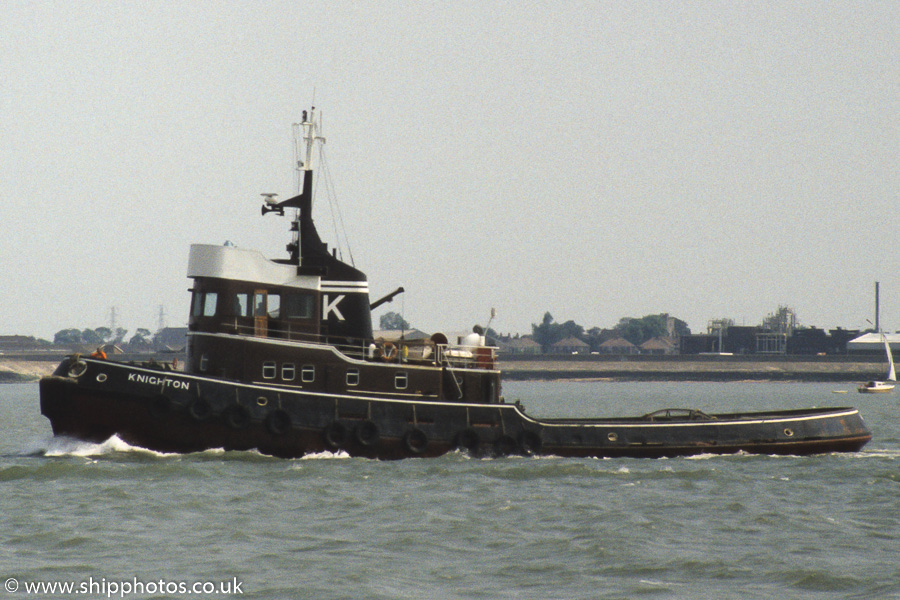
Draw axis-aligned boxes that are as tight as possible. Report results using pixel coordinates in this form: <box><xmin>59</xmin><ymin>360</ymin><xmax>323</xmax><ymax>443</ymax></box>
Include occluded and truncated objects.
<box><xmin>254</xmin><ymin>290</ymin><xmax>268</xmax><ymax>337</ymax></box>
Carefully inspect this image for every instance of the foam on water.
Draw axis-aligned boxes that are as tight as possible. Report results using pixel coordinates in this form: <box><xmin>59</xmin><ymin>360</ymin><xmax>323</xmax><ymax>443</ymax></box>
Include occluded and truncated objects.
<box><xmin>31</xmin><ymin>434</ymin><xmax>227</xmax><ymax>459</ymax></box>
<box><xmin>42</xmin><ymin>435</ymin><xmax>183</xmax><ymax>458</ymax></box>
<box><xmin>855</xmin><ymin>447</ymin><xmax>900</xmax><ymax>459</ymax></box>
<box><xmin>299</xmin><ymin>449</ymin><xmax>352</xmax><ymax>460</ymax></box>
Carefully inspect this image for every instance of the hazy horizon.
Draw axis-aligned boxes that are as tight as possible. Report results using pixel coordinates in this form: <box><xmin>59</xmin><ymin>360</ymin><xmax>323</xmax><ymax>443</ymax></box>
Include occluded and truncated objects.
<box><xmin>2</xmin><ymin>2</ymin><xmax>897</xmax><ymax>341</ymax></box>
<box><xmin>5</xmin><ymin>289</ymin><xmax>886</xmax><ymax>343</ymax></box>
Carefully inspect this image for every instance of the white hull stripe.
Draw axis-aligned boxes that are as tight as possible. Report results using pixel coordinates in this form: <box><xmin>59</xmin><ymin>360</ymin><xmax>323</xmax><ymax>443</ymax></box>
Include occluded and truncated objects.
<box><xmin>322</xmin><ymin>281</ymin><xmax>368</xmax><ymax>288</ymax></box>
<box><xmin>321</xmin><ymin>281</ymin><xmax>367</xmax><ymax>297</ymax></box>
<box><xmin>320</xmin><ymin>287</ymin><xmax>369</xmax><ymax>294</ymax></box>
<box><xmin>95</xmin><ymin>358</ymin><xmax>860</xmax><ymax>430</ymax></box>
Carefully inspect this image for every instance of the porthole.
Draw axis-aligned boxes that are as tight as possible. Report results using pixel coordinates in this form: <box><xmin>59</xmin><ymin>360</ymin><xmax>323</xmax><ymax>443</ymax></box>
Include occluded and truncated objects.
<box><xmin>262</xmin><ymin>361</ymin><xmax>277</xmax><ymax>379</ymax></box>
<box><xmin>256</xmin><ymin>396</ymin><xmax>269</xmax><ymax>407</ymax></box>
<box><xmin>96</xmin><ymin>373</ymin><xmax>107</xmax><ymax>383</ymax></box>
<box><xmin>783</xmin><ymin>428</ymin><xmax>795</xmax><ymax>437</ymax></box>
<box><xmin>395</xmin><ymin>372</ymin><xmax>408</xmax><ymax>390</ymax></box>
<box><xmin>607</xmin><ymin>432</ymin><xmax>619</xmax><ymax>442</ymax></box>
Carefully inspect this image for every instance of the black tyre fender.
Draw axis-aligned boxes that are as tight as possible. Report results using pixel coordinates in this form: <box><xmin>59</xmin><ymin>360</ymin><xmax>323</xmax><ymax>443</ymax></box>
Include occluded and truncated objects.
<box><xmin>265</xmin><ymin>410</ymin><xmax>292</xmax><ymax>435</ymax></box>
<box><xmin>494</xmin><ymin>435</ymin><xmax>518</xmax><ymax>457</ymax></box>
<box><xmin>403</xmin><ymin>428</ymin><xmax>428</xmax><ymax>454</ymax></box>
<box><xmin>354</xmin><ymin>420</ymin><xmax>380</xmax><ymax>447</ymax></box>
<box><xmin>518</xmin><ymin>430</ymin><xmax>543</xmax><ymax>456</ymax></box>
<box><xmin>324</xmin><ymin>421</ymin><xmax>348</xmax><ymax>449</ymax></box>
<box><xmin>453</xmin><ymin>428</ymin><xmax>480</xmax><ymax>454</ymax></box>
<box><xmin>188</xmin><ymin>398</ymin><xmax>213</xmax><ymax>422</ymax></box>
<box><xmin>223</xmin><ymin>405</ymin><xmax>251</xmax><ymax>429</ymax></box>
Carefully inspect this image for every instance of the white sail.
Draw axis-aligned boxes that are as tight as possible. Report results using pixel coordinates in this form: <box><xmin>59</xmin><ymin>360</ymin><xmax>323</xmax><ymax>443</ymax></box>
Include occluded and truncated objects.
<box><xmin>883</xmin><ymin>334</ymin><xmax>896</xmax><ymax>382</ymax></box>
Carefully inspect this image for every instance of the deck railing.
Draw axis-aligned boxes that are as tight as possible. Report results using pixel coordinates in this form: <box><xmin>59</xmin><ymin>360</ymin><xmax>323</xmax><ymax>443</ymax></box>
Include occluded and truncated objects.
<box><xmin>208</xmin><ymin>320</ymin><xmax>497</xmax><ymax>370</ymax></box>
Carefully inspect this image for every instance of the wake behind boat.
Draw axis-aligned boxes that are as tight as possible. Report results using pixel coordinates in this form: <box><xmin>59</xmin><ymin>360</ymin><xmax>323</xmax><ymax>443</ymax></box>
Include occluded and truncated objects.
<box><xmin>39</xmin><ymin>108</ymin><xmax>872</xmax><ymax>459</ymax></box>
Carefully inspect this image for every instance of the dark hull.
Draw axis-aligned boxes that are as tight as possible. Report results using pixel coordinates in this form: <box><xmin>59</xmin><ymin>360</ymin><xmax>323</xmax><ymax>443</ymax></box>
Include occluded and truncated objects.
<box><xmin>40</xmin><ymin>357</ymin><xmax>872</xmax><ymax>459</ymax></box>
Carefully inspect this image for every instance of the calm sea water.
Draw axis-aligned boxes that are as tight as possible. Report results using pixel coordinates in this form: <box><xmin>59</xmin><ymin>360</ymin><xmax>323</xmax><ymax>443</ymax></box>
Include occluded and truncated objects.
<box><xmin>1</xmin><ymin>380</ymin><xmax>898</xmax><ymax>600</ymax></box>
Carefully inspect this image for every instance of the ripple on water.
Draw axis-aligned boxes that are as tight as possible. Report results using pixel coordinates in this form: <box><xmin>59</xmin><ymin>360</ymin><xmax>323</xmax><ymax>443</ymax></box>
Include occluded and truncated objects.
<box><xmin>2</xmin><ymin>381</ymin><xmax>900</xmax><ymax>599</ymax></box>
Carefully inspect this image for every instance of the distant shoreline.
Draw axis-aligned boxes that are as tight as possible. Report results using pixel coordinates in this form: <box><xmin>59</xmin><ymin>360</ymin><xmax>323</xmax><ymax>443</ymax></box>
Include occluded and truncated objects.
<box><xmin>0</xmin><ymin>359</ymin><xmax>57</xmax><ymax>382</ymax></box>
<box><xmin>0</xmin><ymin>352</ymin><xmax>184</xmax><ymax>383</ymax></box>
<box><xmin>0</xmin><ymin>353</ymin><xmax>889</xmax><ymax>384</ymax></box>
<box><xmin>500</xmin><ymin>355</ymin><xmax>888</xmax><ymax>382</ymax></box>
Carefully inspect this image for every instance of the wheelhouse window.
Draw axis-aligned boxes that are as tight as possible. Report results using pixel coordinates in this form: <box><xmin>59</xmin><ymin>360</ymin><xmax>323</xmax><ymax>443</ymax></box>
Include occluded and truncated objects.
<box><xmin>262</xmin><ymin>361</ymin><xmax>277</xmax><ymax>379</ymax></box>
<box><xmin>301</xmin><ymin>365</ymin><xmax>315</xmax><ymax>383</ymax></box>
<box><xmin>268</xmin><ymin>294</ymin><xmax>281</xmax><ymax>319</ymax></box>
<box><xmin>283</xmin><ymin>293</ymin><xmax>315</xmax><ymax>319</ymax></box>
<box><xmin>346</xmin><ymin>369</ymin><xmax>360</xmax><ymax>387</ymax></box>
<box><xmin>192</xmin><ymin>292</ymin><xmax>218</xmax><ymax>317</ymax></box>
<box><xmin>233</xmin><ymin>293</ymin><xmax>251</xmax><ymax>317</ymax></box>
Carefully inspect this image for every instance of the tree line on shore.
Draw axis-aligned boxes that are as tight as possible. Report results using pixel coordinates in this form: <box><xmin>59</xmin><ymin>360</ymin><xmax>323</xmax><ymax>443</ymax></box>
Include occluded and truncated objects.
<box><xmin>51</xmin><ymin>327</ymin><xmax>156</xmax><ymax>349</ymax></box>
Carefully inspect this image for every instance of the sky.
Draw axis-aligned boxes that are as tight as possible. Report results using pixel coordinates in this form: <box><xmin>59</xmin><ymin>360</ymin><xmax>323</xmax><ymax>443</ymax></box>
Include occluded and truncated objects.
<box><xmin>2</xmin><ymin>1</ymin><xmax>897</xmax><ymax>341</ymax></box>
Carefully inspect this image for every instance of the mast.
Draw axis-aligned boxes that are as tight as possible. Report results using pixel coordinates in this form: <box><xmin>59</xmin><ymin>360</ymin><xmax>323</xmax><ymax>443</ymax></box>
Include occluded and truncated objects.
<box><xmin>296</xmin><ymin>108</ymin><xmax>328</xmax><ymax>272</ymax></box>
<box><xmin>875</xmin><ymin>281</ymin><xmax>880</xmax><ymax>333</ymax></box>
<box><xmin>261</xmin><ymin>108</ymin><xmax>329</xmax><ymax>269</ymax></box>
<box><xmin>258</xmin><ymin>107</ymin><xmax>373</xmax><ymax>342</ymax></box>
<box><xmin>300</xmin><ymin>107</ymin><xmax>321</xmax><ymax>180</ymax></box>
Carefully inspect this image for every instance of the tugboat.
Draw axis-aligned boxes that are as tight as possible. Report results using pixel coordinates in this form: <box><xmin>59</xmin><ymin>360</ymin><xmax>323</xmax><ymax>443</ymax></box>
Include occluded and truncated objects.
<box><xmin>40</xmin><ymin>109</ymin><xmax>872</xmax><ymax>459</ymax></box>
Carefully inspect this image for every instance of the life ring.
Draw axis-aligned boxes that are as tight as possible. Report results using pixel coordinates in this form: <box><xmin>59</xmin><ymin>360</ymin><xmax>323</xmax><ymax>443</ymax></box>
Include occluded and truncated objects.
<box><xmin>403</xmin><ymin>428</ymin><xmax>428</xmax><ymax>454</ymax></box>
<box><xmin>354</xmin><ymin>420</ymin><xmax>380</xmax><ymax>446</ymax></box>
<box><xmin>324</xmin><ymin>421</ymin><xmax>347</xmax><ymax>449</ymax></box>
<box><xmin>265</xmin><ymin>410</ymin><xmax>292</xmax><ymax>435</ymax></box>
<box><xmin>223</xmin><ymin>405</ymin><xmax>251</xmax><ymax>429</ymax></box>
<box><xmin>453</xmin><ymin>428</ymin><xmax>480</xmax><ymax>455</ymax></box>
<box><xmin>517</xmin><ymin>430</ymin><xmax>543</xmax><ymax>456</ymax></box>
<box><xmin>381</xmin><ymin>342</ymin><xmax>398</xmax><ymax>362</ymax></box>
<box><xmin>188</xmin><ymin>398</ymin><xmax>213</xmax><ymax>422</ymax></box>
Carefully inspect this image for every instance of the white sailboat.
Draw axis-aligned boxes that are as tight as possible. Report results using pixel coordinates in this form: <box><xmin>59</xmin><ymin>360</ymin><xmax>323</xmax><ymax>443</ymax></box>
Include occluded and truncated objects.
<box><xmin>858</xmin><ymin>331</ymin><xmax>896</xmax><ymax>393</ymax></box>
